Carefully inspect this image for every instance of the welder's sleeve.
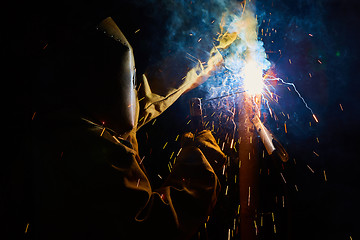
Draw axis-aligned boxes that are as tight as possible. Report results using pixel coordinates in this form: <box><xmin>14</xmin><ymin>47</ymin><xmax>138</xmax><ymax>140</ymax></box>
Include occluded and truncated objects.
<box><xmin>136</xmin><ymin>49</ymin><xmax>222</xmax><ymax>129</ymax></box>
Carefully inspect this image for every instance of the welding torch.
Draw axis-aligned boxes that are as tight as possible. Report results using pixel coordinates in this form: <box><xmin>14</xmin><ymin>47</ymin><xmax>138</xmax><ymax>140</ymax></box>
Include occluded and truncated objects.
<box><xmin>252</xmin><ymin>115</ymin><xmax>289</xmax><ymax>162</ymax></box>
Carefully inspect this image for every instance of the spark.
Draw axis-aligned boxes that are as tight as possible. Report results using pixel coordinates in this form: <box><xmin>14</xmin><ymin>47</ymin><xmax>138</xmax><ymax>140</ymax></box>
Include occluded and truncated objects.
<box><xmin>307</xmin><ymin>165</ymin><xmax>315</xmax><ymax>173</ymax></box>
<box><xmin>136</xmin><ymin>178</ymin><xmax>141</xmax><ymax>187</ymax></box>
<box><xmin>112</xmin><ymin>136</ymin><xmax>120</xmax><ymax>144</ymax></box>
<box><xmin>186</xmin><ymin>52</ymin><xmax>200</xmax><ymax>64</ymax></box>
<box><xmin>254</xmin><ymin>220</ymin><xmax>258</xmax><ymax>235</ymax></box>
<box><xmin>134</xmin><ymin>29</ymin><xmax>140</xmax><ymax>34</ymax></box>
<box><xmin>312</xmin><ymin>114</ymin><xmax>319</xmax><ymax>123</ymax></box>
<box><xmin>176</xmin><ymin>148</ymin><xmax>182</xmax><ymax>156</ymax></box>
<box><xmin>230</xmin><ymin>138</ymin><xmax>234</xmax><ymax>148</ymax></box>
<box><xmin>139</xmin><ymin>156</ymin><xmax>145</xmax><ymax>165</ymax></box>
<box><xmin>25</xmin><ymin>223</ymin><xmax>29</xmax><ymax>233</ymax></box>
<box><xmin>168</xmin><ymin>162</ymin><xmax>172</xmax><ymax>172</ymax></box>
<box><xmin>339</xmin><ymin>104</ymin><xmax>344</xmax><ymax>111</ymax></box>
<box><xmin>100</xmin><ymin>127</ymin><xmax>105</xmax><ymax>136</ymax></box>
<box><xmin>280</xmin><ymin>172</ymin><xmax>287</xmax><ymax>184</ymax></box>
<box><xmin>323</xmin><ymin>170</ymin><xmax>328</xmax><ymax>182</ymax></box>
<box><xmin>136</xmin><ymin>82</ymin><xmax>142</xmax><ymax>91</ymax></box>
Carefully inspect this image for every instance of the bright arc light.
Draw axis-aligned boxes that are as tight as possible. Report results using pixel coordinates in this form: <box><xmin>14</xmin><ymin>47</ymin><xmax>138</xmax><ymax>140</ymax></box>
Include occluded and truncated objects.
<box><xmin>243</xmin><ymin>60</ymin><xmax>264</xmax><ymax>95</ymax></box>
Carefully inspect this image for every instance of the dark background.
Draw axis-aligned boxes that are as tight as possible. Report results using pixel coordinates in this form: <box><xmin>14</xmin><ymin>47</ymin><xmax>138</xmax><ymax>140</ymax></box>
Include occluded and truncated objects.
<box><xmin>3</xmin><ymin>0</ymin><xmax>359</xmax><ymax>239</ymax></box>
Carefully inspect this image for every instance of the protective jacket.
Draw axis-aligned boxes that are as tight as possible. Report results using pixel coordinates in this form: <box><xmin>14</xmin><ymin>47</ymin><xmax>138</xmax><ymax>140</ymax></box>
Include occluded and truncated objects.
<box><xmin>31</xmin><ymin>17</ymin><xmax>225</xmax><ymax>240</ymax></box>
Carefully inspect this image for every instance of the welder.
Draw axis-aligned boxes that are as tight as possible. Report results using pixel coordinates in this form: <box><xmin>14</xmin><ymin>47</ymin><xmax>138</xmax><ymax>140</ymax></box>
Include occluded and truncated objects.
<box><xmin>31</xmin><ymin>14</ymin><xmax>225</xmax><ymax>240</ymax></box>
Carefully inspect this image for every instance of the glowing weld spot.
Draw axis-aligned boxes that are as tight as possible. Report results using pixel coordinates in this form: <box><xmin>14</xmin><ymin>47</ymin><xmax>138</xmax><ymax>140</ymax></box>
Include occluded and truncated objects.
<box><xmin>243</xmin><ymin>60</ymin><xmax>264</xmax><ymax>95</ymax></box>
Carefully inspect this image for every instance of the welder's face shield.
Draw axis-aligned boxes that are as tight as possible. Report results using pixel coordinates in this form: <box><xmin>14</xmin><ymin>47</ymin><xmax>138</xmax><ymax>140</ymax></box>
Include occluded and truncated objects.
<box><xmin>83</xmin><ymin>17</ymin><xmax>137</xmax><ymax>136</ymax></box>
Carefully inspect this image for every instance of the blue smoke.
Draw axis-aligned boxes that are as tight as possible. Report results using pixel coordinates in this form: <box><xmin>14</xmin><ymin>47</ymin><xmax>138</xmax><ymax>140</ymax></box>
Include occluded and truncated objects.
<box><xmin>121</xmin><ymin>0</ymin><xmax>244</xmax><ymax>63</ymax></box>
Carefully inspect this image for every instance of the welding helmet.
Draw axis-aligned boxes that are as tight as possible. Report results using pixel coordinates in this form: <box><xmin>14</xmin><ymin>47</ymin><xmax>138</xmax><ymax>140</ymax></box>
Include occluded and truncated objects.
<box><xmin>93</xmin><ymin>17</ymin><xmax>137</xmax><ymax>136</ymax></box>
<box><xmin>59</xmin><ymin>17</ymin><xmax>137</xmax><ymax>136</ymax></box>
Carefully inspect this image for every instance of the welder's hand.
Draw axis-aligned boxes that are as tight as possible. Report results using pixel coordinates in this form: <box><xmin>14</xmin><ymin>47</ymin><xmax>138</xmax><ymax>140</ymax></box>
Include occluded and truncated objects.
<box><xmin>181</xmin><ymin>130</ymin><xmax>226</xmax><ymax>172</ymax></box>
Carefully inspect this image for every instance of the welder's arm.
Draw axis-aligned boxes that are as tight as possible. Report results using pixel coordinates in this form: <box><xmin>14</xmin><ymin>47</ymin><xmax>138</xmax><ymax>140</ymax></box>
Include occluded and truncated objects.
<box><xmin>136</xmin><ymin>49</ymin><xmax>223</xmax><ymax>129</ymax></box>
<box><xmin>47</xmin><ymin>125</ymin><xmax>225</xmax><ymax>240</ymax></box>
<box><xmin>48</xmin><ymin>122</ymin><xmax>228</xmax><ymax>240</ymax></box>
